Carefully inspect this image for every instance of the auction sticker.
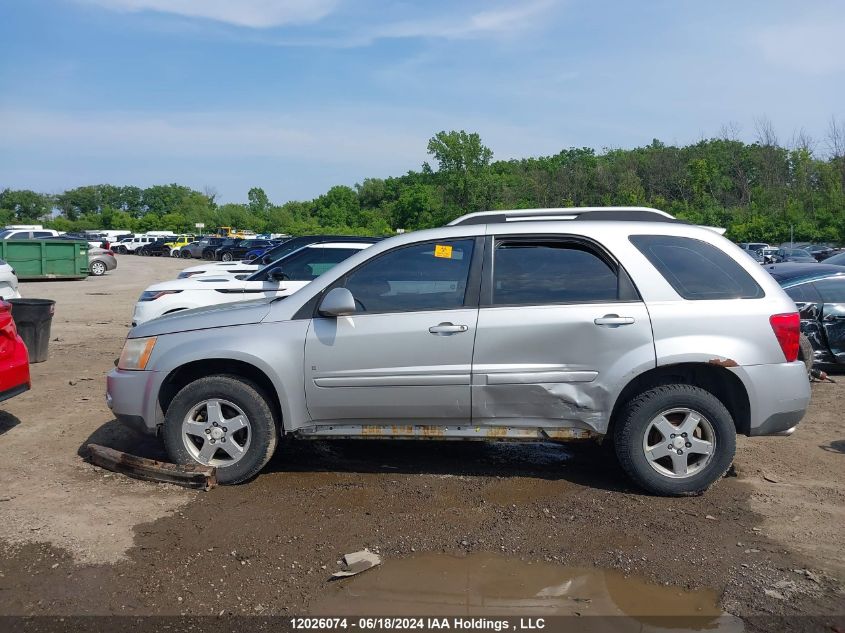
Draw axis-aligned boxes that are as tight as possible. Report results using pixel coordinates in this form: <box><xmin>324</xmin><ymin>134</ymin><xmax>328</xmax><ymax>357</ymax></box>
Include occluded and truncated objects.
<box><xmin>434</xmin><ymin>244</ymin><xmax>453</xmax><ymax>258</ymax></box>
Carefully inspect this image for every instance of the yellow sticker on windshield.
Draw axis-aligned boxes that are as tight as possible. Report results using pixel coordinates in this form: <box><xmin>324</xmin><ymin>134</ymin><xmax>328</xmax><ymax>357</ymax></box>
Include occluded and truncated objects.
<box><xmin>434</xmin><ymin>244</ymin><xmax>453</xmax><ymax>259</ymax></box>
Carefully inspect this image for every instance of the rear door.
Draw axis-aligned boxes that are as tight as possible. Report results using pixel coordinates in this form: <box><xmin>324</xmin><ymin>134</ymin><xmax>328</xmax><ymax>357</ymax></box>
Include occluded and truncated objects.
<box><xmin>470</xmin><ymin>236</ymin><xmax>655</xmax><ymax>434</ymax></box>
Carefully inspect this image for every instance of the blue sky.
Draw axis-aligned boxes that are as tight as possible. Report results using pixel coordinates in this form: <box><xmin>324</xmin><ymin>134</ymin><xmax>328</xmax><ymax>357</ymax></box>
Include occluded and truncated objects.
<box><xmin>1</xmin><ymin>0</ymin><xmax>843</xmax><ymax>204</ymax></box>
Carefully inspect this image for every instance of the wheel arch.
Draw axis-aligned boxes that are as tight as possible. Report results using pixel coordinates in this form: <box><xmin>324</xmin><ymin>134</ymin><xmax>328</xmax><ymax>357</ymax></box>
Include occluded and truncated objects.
<box><xmin>609</xmin><ymin>363</ymin><xmax>751</xmax><ymax>437</ymax></box>
<box><xmin>158</xmin><ymin>359</ymin><xmax>284</xmax><ymax>435</ymax></box>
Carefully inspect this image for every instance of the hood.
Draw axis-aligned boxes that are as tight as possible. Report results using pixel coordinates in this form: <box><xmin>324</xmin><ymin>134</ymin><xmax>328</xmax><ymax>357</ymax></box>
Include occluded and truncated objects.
<box><xmin>129</xmin><ymin>297</ymin><xmax>274</xmax><ymax>337</ymax></box>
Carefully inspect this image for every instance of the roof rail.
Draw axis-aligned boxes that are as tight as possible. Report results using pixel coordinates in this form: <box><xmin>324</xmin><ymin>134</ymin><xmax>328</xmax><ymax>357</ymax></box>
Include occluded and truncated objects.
<box><xmin>447</xmin><ymin>207</ymin><xmax>677</xmax><ymax>226</ymax></box>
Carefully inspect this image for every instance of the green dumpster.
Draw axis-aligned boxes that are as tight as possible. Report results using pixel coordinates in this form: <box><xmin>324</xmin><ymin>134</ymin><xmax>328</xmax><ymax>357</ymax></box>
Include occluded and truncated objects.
<box><xmin>0</xmin><ymin>240</ymin><xmax>89</xmax><ymax>280</ymax></box>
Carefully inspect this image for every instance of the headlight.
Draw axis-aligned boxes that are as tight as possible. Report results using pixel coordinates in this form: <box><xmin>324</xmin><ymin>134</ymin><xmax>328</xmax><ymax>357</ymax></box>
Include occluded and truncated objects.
<box><xmin>139</xmin><ymin>289</ymin><xmax>183</xmax><ymax>301</ymax></box>
<box><xmin>118</xmin><ymin>336</ymin><xmax>157</xmax><ymax>370</ymax></box>
<box><xmin>177</xmin><ymin>271</ymin><xmax>202</xmax><ymax>279</ymax></box>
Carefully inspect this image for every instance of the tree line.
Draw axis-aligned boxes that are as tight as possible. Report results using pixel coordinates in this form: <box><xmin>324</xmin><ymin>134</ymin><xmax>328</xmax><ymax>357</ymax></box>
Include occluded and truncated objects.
<box><xmin>2</xmin><ymin>123</ymin><xmax>845</xmax><ymax>243</ymax></box>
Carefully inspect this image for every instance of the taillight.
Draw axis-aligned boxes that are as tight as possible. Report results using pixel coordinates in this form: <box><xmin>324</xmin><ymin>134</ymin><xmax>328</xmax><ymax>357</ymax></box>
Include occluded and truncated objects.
<box><xmin>769</xmin><ymin>313</ymin><xmax>800</xmax><ymax>362</ymax></box>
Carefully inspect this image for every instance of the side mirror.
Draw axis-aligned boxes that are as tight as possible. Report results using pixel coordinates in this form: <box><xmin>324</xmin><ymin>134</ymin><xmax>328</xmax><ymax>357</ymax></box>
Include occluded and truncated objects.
<box><xmin>319</xmin><ymin>287</ymin><xmax>356</xmax><ymax>317</ymax></box>
<box><xmin>268</xmin><ymin>267</ymin><xmax>289</xmax><ymax>283</ymax></box>
<box><xmin>262</xmin><ymin>255</ymin><xmax>273</xmax><ymax>265</ymax></box>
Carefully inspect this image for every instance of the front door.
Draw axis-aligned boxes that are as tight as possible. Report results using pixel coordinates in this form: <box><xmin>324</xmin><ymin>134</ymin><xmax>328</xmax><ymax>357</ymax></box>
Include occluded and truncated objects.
<box><xmin>304</xmin><ymin>238</ymin><xmax>480</xmax><ymax>425</ymax></box>
<box><xmin>471</xmin><ymin>236</ymin><xmax>655</xmax><ymax>434</ymax></box>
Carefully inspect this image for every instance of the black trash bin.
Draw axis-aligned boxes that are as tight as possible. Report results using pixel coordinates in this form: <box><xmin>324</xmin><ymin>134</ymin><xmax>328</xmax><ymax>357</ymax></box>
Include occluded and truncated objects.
<box><xmin>9</xmin><ymin>298</ymin><xmax>55</xmax><ymax>363</ymax></box>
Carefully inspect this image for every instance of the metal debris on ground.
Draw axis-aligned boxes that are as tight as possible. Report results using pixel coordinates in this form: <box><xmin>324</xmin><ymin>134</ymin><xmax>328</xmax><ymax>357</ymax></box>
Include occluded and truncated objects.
<box><xmin>331</xmin><ymin>550</ymin><xmax>382</xmax><ymax>578</ymax></box>
<box><xmin>809</xmin><ymin>368</ymin><xmax>836</xmax><ymax>383</ymax></box>
<box><xmin>86</xmin><ymin>443</ymin><xmax>217</xmax><ymax>490</ymax></box>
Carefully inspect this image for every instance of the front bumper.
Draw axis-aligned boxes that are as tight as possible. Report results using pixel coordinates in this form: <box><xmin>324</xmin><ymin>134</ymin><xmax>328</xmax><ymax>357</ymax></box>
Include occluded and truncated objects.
<box><xmin>106</xmin><ymin>368</ymin><xmax>161</xmax><ymax>435</ymax></box>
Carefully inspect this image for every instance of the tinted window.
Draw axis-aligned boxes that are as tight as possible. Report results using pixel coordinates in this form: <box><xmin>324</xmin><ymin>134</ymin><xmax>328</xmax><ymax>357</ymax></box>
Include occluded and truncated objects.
<box><xmin>784</xmin><ymin>282</ymin><xmax>822</xmax><ymax>303</ymax></box>
<box><xmin>337</xmin><ymin>240</ymin><xmax>474</xmax><ymax>313</ymax></box>
<box><xmin>630</xmin><ymin>235</ymin><xmax>764</xmax><ymax>300</ymax></box>
<box><xmin>813</xmin><ymin>278</ymin><xmax>845</xmax><ymax>303</ymax></box>
<box><xmin>33</xmin><ymin>231</ymin><xmax>53</xmax><ymax>238</ymax></box>
<box><xmin>493</xmin><ymin>240</ymin><xmax>619</xmax><ymax>306</ymax></box>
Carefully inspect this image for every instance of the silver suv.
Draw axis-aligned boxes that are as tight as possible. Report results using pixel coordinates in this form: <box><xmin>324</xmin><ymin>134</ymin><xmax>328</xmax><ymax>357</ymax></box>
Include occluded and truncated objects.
<box><xmin>107</xmin><ymin>208</ymin><xmax>810</xmax><ymax>495</ymax></box>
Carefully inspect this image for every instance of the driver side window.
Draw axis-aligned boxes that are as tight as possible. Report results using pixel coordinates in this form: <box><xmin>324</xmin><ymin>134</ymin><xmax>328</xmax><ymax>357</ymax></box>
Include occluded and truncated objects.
<box><xmin>337</xmin><ymin>239</ymin><xmax>475</xmax><ymax>313</ymax></box>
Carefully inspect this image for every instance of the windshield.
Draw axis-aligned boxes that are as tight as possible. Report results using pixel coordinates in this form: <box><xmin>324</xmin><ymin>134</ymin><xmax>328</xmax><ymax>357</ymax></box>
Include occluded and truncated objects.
<box><xmin>247</xmin><ymin>246</ymin><xmax>360</xmax><ymax>282</ymax></box>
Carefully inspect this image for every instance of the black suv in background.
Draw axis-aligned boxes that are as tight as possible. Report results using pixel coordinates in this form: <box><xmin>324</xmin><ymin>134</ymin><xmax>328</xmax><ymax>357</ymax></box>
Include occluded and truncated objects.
<box><xmin>138</xmin><ymin>238</ymin><xmax>176</xmax><ymax>256</ymax></box>
<box><xmin>215</xmin><ymin>239</ymin><xmax>275</xmax><ymax>262</ymax></box>
<box><xmin>200</xmin><ymin>237</ymin><xmax>229</xmax><ymax>260</ymax></box>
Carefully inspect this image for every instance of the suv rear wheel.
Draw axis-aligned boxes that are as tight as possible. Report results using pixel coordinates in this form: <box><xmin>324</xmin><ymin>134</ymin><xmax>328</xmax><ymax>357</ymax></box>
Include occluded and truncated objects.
<box><xmin>614</xmin><ymin>384</ymin><xmax>735</xmax><ymax>496</ymax></box>
<box><xmin>163</xmin><ymin>375</ymin><xmax>278</xmax><ymax>484</ymax></box>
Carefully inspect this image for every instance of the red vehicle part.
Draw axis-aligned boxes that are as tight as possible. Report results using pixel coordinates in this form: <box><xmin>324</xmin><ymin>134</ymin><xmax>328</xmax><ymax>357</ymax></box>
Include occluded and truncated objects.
<box><xmin>0</xmin><ymin>300</ymin><xmax>31</xmax><ymax>402</ymax></box>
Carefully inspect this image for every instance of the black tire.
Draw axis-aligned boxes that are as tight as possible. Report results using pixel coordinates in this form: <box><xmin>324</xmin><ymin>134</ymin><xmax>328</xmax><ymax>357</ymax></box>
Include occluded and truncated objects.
<box><xmin>90</xmin><ymin>260</ymin><xmax>107</xmax><ymax>276</ymax></box>
<box><xmin>798</xmin><ymin>334</ymin><xmax>814</xmax><ymax>374</ymax></box>
<box><xmin>614</xmin><ymin>384</ymin><xmax>736</xmax><ymax>496</ymax></box>
<box><xmin>163</xmin><ymin>375</ymin><xmax>278</xmax><ymax>484</ymax></box>
<box><xmin>221</xmin><ymin>252</ymin><xmax>233</xmax><ymax>262</ymax></box>
<box><xmin>180</xmin><ymin>249</ymin><xmax>191</xmax><ymax>259</ymax></box>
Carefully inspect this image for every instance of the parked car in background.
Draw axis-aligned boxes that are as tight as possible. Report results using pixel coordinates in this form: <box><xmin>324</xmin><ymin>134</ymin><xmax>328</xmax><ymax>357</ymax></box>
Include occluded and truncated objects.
<box><xmin>138</xmin><ymin>238</ymin><xmax>176</xmax><ymax>256</ymax></box>
<box><xmin>739</xmin><ymin>242</ymin><xmax>769</xmax><ymax>254</ymax></box>
<box><xmin>163</xmin><ymin>236</ymin><xmax>195</xmax><ymax>257</ymax></box>
<box><xmin>774</xmin><ymin>248</ymin><xmax>818</xmax><ymax>263</ymax></box>
<box><xmin>201</xmin><ymin>237</ymin><xmax>236</xmax><ymax>260</ymax></box>
<box><xmin>767</xmin><ymin>263</ymin><xmax>845</xmax><ymax>367</ymax></box>
<box><xmin>0</xmin><ymin>259</ymin><xmax>21</xmax><ymax>300</ymax></box>
<box><xmin>819</xmin><ymin>251</ymin><xmax>845</xmax><ymax>267</ymax></box>
<box><xmin>88</xmin><ymin>247</ymin><xmax>118</xmax><ymax>276</ymax></box>
<box><xmin>132</xmin><ymin>242</ymin><xmax>374</xmax><ymax>325</ymax></box>
<box><xmin>109</xmin><ymin>207</ymin><xmax>810</xmax><ymax>495</ymax></box>
<box><xmin>178</xmin><ymin>236</ymin><xmax>382</xmax><ymax>279</ymax></box>
<box><xmin>215</xmin><ymin>239</ymin><xmax>275</xmax><ymax>262</ymax></box>
<box><xmin>0</xmin><ymin>228</ymin><xmax>59</xmax><ymax>240</ymax></box>
<box><xmin>179</xmin><ymin>237</ymin><xmax>218</xmax><ymax>259</ymax></box>
<box><xmin>114</xmin><ymin>235</ymin><xmax>150</xmax><ymax>253</ymax></box>
<box><xmin>0</xmin><ymin>300</ymin><xmax>30</xmax><ymax>403</ymax></box>
<box><xmin>801</xmin><ymin>244</ymin><xmax>837</xmax><ymax>261</ymax></box>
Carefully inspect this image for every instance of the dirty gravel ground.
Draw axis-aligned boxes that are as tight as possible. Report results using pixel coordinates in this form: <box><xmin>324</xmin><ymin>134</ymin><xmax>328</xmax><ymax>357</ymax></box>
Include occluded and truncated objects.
<box><xmin>0</xmin><ymin>255</ymin><xmax>843</xmax><ymax>629</ymax></box>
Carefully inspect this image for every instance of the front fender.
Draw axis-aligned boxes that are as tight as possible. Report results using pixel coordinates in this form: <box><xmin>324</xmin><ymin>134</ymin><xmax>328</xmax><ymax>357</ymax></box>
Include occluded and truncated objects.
<box><xmin>146</xmin><ymin>320</ymin><xmax>311</xmax><ymax>431</ymax></box>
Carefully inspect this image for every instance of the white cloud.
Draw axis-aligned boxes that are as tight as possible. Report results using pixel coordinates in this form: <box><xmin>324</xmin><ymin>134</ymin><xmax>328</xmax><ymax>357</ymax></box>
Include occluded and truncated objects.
<box><xmin>372</xmin><ymin>0</ymin><xmax>557</xmax><ymax>41</ymax></box>
<box><xmin>78</xmin><ymin>0</ymin><xmax>338</xmax><ymax>28</ymax></box>
<box><xmin>752</xmin><ymin>15</ymin><xmax>845</xmax><ymax>75</ymax></box>
<box><xmin>0</xmin><ymin>108</ymin><xmax>424</xmax><ymax>164</ymax></box>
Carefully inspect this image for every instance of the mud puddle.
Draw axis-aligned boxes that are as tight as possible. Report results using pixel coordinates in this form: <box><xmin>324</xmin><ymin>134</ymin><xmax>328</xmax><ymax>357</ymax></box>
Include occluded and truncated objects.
<box><xmin>312</xmin><ymin>553</ymin><xmax>743</xmax><ymax>630</ymax></box>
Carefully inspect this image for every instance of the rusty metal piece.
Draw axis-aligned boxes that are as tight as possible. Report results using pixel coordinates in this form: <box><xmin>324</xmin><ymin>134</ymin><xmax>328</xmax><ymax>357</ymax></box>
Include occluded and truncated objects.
<box><xmin>86</xmin><ymin>444</ymin><xmax>217</xmax><ymax>490</ymax></box>
<box><xmin>708</xmin><ymin>358</ymin><xmax>739</xmax><ymax>368</ymax></box>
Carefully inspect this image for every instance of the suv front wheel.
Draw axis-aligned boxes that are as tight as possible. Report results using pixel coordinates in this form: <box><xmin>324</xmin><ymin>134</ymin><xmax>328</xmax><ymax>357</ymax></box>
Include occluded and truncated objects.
<box><xmin>614</xmin><ymin>384</ymin><xmax>735</xmax><ymax>496</ymax></box>
<box><xmin>163</xmin><ymin>375</ymin><xmax>278</xmax><ymax>484</ymax></box>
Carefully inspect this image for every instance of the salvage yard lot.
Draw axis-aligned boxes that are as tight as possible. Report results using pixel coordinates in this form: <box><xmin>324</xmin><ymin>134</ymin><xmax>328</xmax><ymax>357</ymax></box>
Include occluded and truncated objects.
<box><xmin>0</xmin><ymin>254</ymin><xmax>843</xmax><ymax>624</ymax></box>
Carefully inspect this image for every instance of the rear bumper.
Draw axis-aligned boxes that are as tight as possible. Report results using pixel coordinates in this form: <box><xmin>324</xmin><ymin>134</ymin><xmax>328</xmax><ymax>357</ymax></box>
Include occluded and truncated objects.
<box><xmin>737</xmin><ymin>361</ymin><xmax>810</xmax><ymax>436</ymax></box>
<box><xmin>106</xmin><ymin>368</ymin><xmax>161</xmax><ymax>435</ymax></box>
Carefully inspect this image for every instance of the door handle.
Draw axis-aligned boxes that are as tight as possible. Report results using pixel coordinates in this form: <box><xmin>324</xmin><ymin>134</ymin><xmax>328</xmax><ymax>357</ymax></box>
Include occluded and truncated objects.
<box><xmin>429</xmin><ymin>323</ymin><xmax>469</xmax><ymax>335</ymax></box>
<box><xmin>594</xmin><ymin>314</ymin><xmax>635</xmax><ymax>327</ymax></box>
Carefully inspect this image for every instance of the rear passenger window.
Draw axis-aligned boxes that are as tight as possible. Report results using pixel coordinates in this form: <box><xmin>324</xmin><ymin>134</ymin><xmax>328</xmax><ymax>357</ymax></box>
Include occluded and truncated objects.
<box><xmin>630</xmin><ymin>235</ymin><xmax>764</xmax><ymax>300</ymax></box>
<box><xmin>493</xmin><ymin>240</ymin><xmax>619</xmax><ymax>306</ymax></box>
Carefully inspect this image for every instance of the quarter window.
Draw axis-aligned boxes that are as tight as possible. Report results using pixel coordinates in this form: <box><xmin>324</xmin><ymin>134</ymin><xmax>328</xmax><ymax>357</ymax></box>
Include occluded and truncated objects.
<box><xmin>630</xmin><ymin>235</ymin><xmax>764</xmax><ymax>300</ymax></box>
<box><xmin>492</xmin><ymin>240</ymin><xmax>619</xmax><ymax>306</ymax></box>
<box><xmin>338</xmin><ymin>240</ymin><xmax>475</xmax><ymax>313</ymax></box>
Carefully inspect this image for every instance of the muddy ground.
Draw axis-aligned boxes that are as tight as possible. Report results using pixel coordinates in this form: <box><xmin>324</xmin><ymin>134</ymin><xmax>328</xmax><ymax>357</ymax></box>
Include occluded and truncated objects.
<box><xmin>0</xmin><ymin>255</ymin><xmax>842</xmax><ymax>629</ymax></box>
